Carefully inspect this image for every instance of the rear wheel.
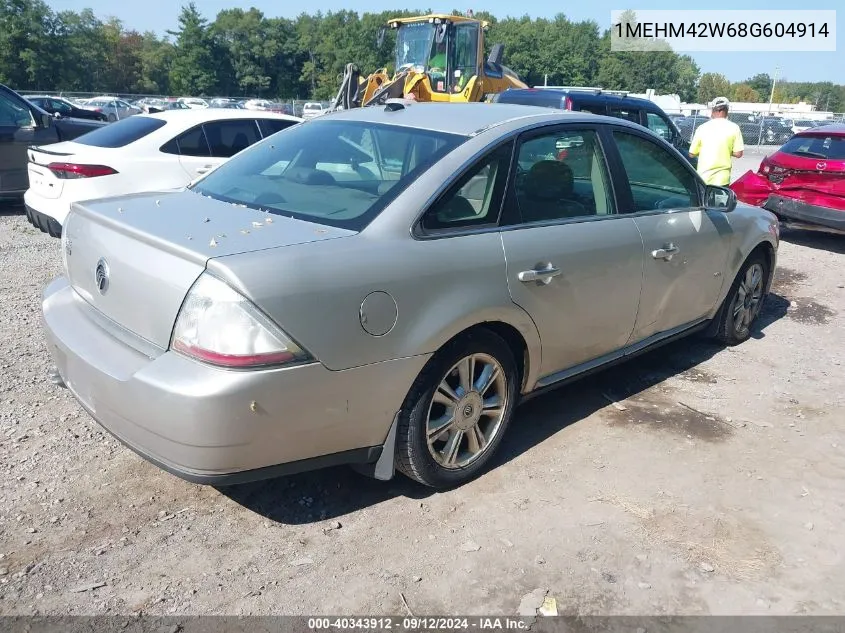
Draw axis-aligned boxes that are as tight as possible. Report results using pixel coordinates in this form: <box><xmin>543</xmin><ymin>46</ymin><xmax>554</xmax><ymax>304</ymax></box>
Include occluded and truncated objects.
<box><xmin>395</xmin><ymin>330</ymin><xmax>518</xmax><ymax>488</ymax></box>
<box><xmin>714</xmin><ymin>252</ymin><xmax>769</xmax><ymax>345</ymax></box>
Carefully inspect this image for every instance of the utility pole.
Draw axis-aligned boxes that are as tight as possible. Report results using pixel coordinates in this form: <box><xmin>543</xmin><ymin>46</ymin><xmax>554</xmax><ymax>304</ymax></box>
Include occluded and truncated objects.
<box><xmin>767</xmin><ymin>66</ymin><xmax>780</xmax><ymax>115</ymax></box>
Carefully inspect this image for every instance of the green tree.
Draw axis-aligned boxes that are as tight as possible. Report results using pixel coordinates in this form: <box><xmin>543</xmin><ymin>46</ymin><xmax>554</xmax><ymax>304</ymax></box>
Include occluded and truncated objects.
<box><xmin>137</xmin><ymin>32</ymin><xmax>174</xmax><ymax>94</ymax></box>
<box><xmin>168</xmin><ymin>3</ymin><xmax>220</xmax><ymax>96</ymax></box>
<box><xmin>731</xmin><ymin>84</ymin><xmax>761</xmax><ymax>103</ymax></box>
<box><xmin>0</xmin><ymin>0</ymin><xmax>56</xmax><ymax>89</ymax></box>
<box><xmin>697</xmin><ymin>72</ymin><xmax>731</xmax><ymax>104</ymax></box>
<box><xmin>745</xmin><ymin>73</ymin><xmax>773</xmax><ymax>98</ymax></box>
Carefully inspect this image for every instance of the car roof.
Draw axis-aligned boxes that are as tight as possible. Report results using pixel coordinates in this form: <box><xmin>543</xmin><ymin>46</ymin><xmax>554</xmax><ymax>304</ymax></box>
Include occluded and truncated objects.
<box><xmin>141</xmin><ymin>109</ymin><xmax>302</xmax><ymax>124</ymax></box>
<box><xmin>796</xmin><ymin>123</ymin><xmax>845</xmax><ymax>137</ymax></box>
<box><xmin>499</xmin><ymin>88</ymin><xmax>663</xmax><ymax>110</ymax></box>
<box><xmin>314</xmin><ymin>102</ymin><xmax>590</xmax><ymax>135</ymax></box>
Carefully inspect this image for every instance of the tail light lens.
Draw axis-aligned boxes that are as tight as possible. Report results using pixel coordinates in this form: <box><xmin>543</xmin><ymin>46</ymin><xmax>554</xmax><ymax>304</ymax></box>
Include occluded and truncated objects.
<box><xmin>564</xmin><ymin>96</ymin><xmax>573</xmax><ymax>110</ymax></box>
<box><xmin>48</xmin><ymin>163</ymin><xmax>118</xmax><ymax>179</ymax></box>
<box><xmin>171</xmin><ymin>273</ymin><xmax>311</xmax><ymax>369</ymax></box>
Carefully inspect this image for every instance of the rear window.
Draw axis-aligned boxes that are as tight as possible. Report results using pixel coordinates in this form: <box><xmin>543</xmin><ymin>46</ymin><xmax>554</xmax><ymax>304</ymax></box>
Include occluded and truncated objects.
<box><xmin>780</xmin><ymin>134</ymin><xmax>845</xmax><ymax>160</ymax></box>
<box><xmin>74</xmin><ymin>116</ymin><xmax>167</xmax><ymax>148</ymax></box>
<box><xmin>190</xmin><ymin>119</ymin><xmax>465</xmax><ymax>231</ymax></box>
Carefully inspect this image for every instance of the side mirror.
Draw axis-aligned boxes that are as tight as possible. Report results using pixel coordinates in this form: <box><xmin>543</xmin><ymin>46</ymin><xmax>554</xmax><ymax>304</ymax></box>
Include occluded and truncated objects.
<box><xmin>38</xmin><ymin>112</ymin><xmax>53</xmax><ymax>128</ymax></box>
<box><xmin>705</xmin><ymin>185</ymin><xmax>737</xmax><ymax>212</ymax></box>
<box><xmin>376</xmin><ymin>26</ymin><xmax>386</xmax><ymax>48</ymax></box>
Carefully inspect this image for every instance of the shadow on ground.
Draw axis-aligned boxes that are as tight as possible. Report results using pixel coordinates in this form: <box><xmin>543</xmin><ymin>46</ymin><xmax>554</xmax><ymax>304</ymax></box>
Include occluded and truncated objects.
<box><xmin>0</xmin><ymin>200</ymin><xmax>24</xmax><ymax>216</ymax></box>
<box><xmin>781</xmin><ymin>228</ymin><xmax>845</xmax><ymax>255</ymax></box>
<box><xmin>220</xmin><ymin>292</ymin><xmax>787</xmax><ymax>525</ymax></box>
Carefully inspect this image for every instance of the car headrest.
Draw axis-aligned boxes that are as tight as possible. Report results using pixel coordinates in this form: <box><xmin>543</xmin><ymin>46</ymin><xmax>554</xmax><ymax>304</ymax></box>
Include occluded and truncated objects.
<box><xmin>524</xmin><ymin>160</ymin><xmax>574</xmax><ymax>200</ymax></box>
<box><xmin>284</xmin><ymin>167</ymin><xmax>336</xmax><ymax>186</ymax></box>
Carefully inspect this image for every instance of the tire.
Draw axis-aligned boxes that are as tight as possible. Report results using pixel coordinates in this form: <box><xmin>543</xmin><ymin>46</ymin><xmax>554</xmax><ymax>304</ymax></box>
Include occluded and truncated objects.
<box><xmin>714</xmin><ymin>252</ymin><xmax>769</xmax><ymax>345</ymax></box>
<box><xmin>395</xmin><ymin>329</ymin><xmax>519</xmax><ymax>489</ymax></box>
<box><xmin>107</xmin><ymin>113</ymin><xmax>116</xmax><ymax>122</ymax></box>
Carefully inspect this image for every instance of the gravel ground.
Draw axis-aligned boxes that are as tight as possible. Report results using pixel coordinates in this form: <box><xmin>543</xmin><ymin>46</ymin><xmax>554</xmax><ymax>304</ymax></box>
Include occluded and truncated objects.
<box><xmin>0</xmin><ymin>203</ymin><xmax>844</xmax><ymax>617</ymax></box>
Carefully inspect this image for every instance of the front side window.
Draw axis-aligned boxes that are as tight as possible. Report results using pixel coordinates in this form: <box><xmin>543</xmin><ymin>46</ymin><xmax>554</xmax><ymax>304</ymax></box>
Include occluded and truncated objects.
<box><xmin>191</xmin><ymin>120</ymin><xmax>465</xmax><ymax>230</ymax></box>
<box><xmin>513</xmin><ymin>129</ymin><xmax>613</xmax><ymax>223</ymax></box>
<box><xmin>646</xmin><ymin>112</ymin><xmax>671</xmax><ymax>141</ymax></box>
<box><xmin>609</xmin><ymin>107</ymin><xmax>641</xmax><ymax>124</ymax></box>
<box><xmin>612</xmin><ymin>131</ymin><xmax>699</xmax><ymax>212</ymax></box>
<box><xmin>259</xmin><ymin>118</ymin><xmax>298</xmax><ymax>137</ymax></box>
<box><xmin>421</xmin><ymin>141</ymin><xmax>512</xmax><ymax>231</ymax></box>
<box><xmin>0</xmin><ymin>92</ymin><xmax>33</xmax><ymax>128</ymax></box>
<box><xmin>52</xmin><ymin>99</ymin><xmax>73</xmax><ymax>114</ymax></box>
<box><xmin>203</xmin><ymin>120</ymin><xmax>261</xmax><ymax>158</ymax></box>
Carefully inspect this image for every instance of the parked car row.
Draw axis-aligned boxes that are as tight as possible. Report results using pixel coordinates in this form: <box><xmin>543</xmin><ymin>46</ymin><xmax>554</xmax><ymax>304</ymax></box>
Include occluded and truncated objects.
<box><xmin>30</xmin><ymin>97</ymin><xmax>779</xmax><ymax>489</ymax></box>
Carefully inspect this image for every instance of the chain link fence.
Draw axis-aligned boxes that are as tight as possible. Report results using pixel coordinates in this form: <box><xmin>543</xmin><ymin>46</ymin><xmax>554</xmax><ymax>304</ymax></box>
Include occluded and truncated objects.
<box><xmin>673</xmin><ymin>110</ymin><xmax>845</xmax><ymax>147</ymax></box>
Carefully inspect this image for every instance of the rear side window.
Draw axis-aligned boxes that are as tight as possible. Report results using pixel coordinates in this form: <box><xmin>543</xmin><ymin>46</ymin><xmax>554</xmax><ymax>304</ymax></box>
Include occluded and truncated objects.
<box><xmin>161</xmin><ymin>126</ymin><xmax>211</xmax><ymax>157</ymax></box>
<box><xmin>74</xmin><ymin>116</ymin><xmax>167</xmax><ymax>148</ymax></box>
<box><xmin>780</xmin><ymin>134</ymin><xmax>845</xmax><ymax>160</ymax></box>
<box><xmin>608</xmin><ymin>107</ymin><xmax>641</xmax><ymax>124</ymax></box>
<box><xmin>259</xmin><ymin>118</ymin><xmax>298</xmax><ymax>137</ymax></box>
<box><xmin>203</xmin><ymin>119</ymin><xmax>261</xmax><ymax>158</ymax></box>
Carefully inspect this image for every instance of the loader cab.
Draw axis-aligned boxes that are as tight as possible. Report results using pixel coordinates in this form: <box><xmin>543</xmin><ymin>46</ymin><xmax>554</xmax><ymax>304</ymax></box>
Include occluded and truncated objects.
<box><xmin>392</xmin><ymin>17</ymin><xmax>481</xmax><ymax>95</ymax></box>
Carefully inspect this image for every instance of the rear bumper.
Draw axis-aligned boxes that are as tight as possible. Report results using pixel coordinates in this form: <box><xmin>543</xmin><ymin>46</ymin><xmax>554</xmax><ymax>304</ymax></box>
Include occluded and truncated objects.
<box><xmin>42</xmin><ymin>277</ymin><xmax>427</xmax><ymax>484</ymax></box>
<box><xmin>764</xmin><ymin>194</ymin><xmax>845</xmax><ymax>233</ymax></box>
<box><xmin>25</xmin><ymin>203</ymin><xmax>63</xmax><ymax>238</ymax></box>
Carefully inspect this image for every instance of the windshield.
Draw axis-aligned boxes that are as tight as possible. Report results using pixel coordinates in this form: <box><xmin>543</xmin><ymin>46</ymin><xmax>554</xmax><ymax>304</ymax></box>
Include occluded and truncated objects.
<box><xmin>190</xmin><ymin>119</ymin><xmax>465</xmax><ymax>231</ymax></box>
<box><xmin>395</xmin><ymin>22</ymin><xmax>438</xmax><ymax>71</ymax></box>
<box><xmin>780</xmin><ymin>134</ymin><xmax>845</xmax><ymax>160</ymax></box>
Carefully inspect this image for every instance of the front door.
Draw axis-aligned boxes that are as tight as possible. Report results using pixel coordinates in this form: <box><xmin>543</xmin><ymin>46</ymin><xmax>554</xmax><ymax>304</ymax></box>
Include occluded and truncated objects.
<box><xmin>499</xmin><ymin>126</ymin><xmax>644</xmax><ymax>380</ymax></box>
<box><xmin>0</xmin><ymin>92</ymin><xmax>44</xmax><ymax>194</ymax></box>
<box><xmin>608</xmin><ymin>128</ymin><xmax>733</xmax><ymax>342</ymax></box>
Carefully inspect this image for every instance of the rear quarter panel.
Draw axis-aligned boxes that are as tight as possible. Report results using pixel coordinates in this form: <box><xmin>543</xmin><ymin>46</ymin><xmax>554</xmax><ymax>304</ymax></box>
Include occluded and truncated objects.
<box><xmin>207</xmin><ymin>232</ymin><xmax>543</xmax><ymax>381</ymax></box>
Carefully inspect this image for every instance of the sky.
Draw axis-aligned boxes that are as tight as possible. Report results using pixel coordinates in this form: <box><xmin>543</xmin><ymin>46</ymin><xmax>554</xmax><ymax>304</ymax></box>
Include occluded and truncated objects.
<box><xmin>46</xmin><ymin>0</ymin><xmax>843</xmax><ymax>85</ymax></box>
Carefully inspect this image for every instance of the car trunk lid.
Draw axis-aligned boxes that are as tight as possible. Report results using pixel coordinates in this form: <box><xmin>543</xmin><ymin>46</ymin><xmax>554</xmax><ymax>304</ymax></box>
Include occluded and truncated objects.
<box><xmin>63</xmin><ymin>190</ymin><xmax>356</xmax><ymax>350</ymax></box>
<box><xmin>28</xmin><ymin>141</ymin><xmax>114</xmax><ymax>200</ymax></box>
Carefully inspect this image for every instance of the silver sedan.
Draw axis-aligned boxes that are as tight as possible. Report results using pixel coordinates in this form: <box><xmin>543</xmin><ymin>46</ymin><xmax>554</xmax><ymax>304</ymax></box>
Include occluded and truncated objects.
<box><xmin>42</xmin><ymin>102</ymin><xmax>779</xmax><ymax>489</ymax></box>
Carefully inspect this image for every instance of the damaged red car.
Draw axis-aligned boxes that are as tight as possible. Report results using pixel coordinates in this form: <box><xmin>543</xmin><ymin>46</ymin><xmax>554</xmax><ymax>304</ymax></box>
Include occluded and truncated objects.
<box><xmin>732</xmin><ymin>124</ymin><xmax>845</xmax><ymax>234</ymax></box>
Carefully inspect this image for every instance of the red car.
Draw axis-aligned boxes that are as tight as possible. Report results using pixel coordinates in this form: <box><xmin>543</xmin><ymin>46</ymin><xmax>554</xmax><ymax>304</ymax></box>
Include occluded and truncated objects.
<box><xmin>731</xmin><ymin>124</ymin><xmax>845</xmax><ymax>234</ymax></box>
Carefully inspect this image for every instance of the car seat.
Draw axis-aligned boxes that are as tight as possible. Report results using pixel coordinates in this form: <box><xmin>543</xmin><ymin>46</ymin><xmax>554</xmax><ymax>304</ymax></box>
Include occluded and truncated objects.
<box><xmin>520</xmin><ymin>160</ymin><xmax>588</xmax><ymax>221</ymax></box>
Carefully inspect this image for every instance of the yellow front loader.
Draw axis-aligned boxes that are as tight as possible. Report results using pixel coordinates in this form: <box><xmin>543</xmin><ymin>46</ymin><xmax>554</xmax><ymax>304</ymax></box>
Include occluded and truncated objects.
<box><xmin>332</xmin><ymin>14</ymin><xmax>527</xmax><ymax>110</ymax></box>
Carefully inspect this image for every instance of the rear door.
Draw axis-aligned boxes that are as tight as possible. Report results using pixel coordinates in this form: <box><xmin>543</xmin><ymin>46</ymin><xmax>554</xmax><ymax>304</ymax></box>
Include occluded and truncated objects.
<box><xmin>605</xmin><ymin>126</ymin><xmax>733</xmax><ymax>343</ymax></box>
<box><xmin>498</xmin><ymin>124</ymin><xmax>645</xmax><ymax>380</ymax></box>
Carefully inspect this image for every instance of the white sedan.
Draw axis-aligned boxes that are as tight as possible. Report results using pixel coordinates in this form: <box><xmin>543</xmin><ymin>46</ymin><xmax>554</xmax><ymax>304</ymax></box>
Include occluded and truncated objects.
<box><xmin>24</xmin><ymin>109</ymin><xmax>301</xmax><ymax>237</ymax></box>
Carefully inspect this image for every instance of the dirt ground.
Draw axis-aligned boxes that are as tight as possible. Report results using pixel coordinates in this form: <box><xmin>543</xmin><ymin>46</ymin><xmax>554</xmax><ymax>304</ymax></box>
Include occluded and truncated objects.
<box><xmin>0</xmin><ymin>200</ymin><xmax>843</xmax><ymax>617</ymax></box>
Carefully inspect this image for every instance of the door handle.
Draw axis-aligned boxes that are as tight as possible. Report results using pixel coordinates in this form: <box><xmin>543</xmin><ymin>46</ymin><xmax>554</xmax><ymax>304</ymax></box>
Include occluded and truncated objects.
<box><xmin>195</xmin><ymin>165</ymin><xmax>212</xmax><ymax>175</ymax></box>
<box><xmin>518</xmin><ymin>266</ymin><xmax>561</xmax><ymax>284</ymax></box>
<box><xmin>651</xmin><ymin>244</ymin><xmax>680</xmax><ymax>261</ymax></box>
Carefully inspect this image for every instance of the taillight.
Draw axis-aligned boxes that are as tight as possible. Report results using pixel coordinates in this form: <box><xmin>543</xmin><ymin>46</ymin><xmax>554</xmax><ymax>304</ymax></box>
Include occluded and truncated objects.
<box><xmin>171</xmin><ymin>273</ymin><xmax>311</xmax><ymax>369</ymax></box>
<box><xmin>47</xmin><ymin>163</ymin><xmax>118</xmax><ymax>179</ymax></box>
<box><xmin>564</xmin><ymin>96</ymin><xmax>573</xmax><ymax>110</ymax></box>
